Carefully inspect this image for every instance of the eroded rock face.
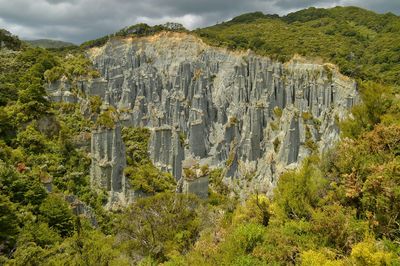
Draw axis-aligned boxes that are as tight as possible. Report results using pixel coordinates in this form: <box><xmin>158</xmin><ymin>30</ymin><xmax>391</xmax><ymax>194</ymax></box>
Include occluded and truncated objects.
<box><xmin>148</xmin><ymin>126</ymin><xmax>184</xmax><ymax>180</ymax></box>
<box><xmin>48</xmin><ymin>32</ymin><xmax>358</xmax><ymax>200</ymax></box>
<box><xmin>90</xmin><ymin>124</ymin><xmax>128</xmax><ymax>207</ymax></box>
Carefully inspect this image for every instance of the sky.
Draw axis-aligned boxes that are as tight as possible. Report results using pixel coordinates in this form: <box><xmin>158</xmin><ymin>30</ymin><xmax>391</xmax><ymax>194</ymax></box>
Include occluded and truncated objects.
<box><xmin>0</xmin><ymin>0</ymin><xmax>399</xmax><ymax>44</ymax></box>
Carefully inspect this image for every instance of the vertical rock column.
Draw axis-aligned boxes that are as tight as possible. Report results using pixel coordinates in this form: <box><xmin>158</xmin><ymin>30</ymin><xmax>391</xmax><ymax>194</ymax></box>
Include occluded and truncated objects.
<box><xmin>189</xmin><ymin>120</ymin><xmax>207</xmax><ymax>158</ymax></box>
<box><xmin>149</xmin><ymin>126</ymin><xmax>184</xmax><ymax>180</ymax></box>
<box><xmin>284</xmin><ymin>117</ymin><xmax>300</xmax><ymax>164</ymax></box>
<box><xmin>90</xmin><ymin>124</ymin><xmax>126</xmax><ymax>193</ymax></box>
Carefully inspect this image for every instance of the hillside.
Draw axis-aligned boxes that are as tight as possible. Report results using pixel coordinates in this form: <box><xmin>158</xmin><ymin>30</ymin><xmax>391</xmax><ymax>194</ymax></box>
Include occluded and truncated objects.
<box><xmin>0</xmin><ymin>29</ymin><xmax>22</xmax><ymax>50</ymax></box>
<box><xmin>78</xmin><ymin>6</ymin><xmax>400</xmax><ymax>85</ymax></box>
<box><xmin>0</xmin><ymin>6</ymin><xmax>400</xmax><ymax>265</ymax></box>
<box><xmin>196</xmin><ymin>6</ymin><xmax>400</xmax><ymax>85</ymax></box>
<box><xmin>25</xmin><ymin>39</ymin><xmax>76</xmax><ymax>49</ymax></box>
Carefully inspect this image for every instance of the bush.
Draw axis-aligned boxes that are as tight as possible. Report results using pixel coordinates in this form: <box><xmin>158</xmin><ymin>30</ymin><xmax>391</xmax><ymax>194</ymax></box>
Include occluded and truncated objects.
<box><xmin>39</xmin><ymin>194</ymin><xmax>75</xmax><ymax>237</ymax></box>
<box><xmin>226</xmin><ymin>223</ymin><xmax>265</xmax><ymax>253</ymax></box>
<box><xmin>18</xmin><ymin>222</ymin><xmax>62</xmax><ymax>248</ymax></box>
<box><xmin>96</xmin><ymin>107</ymin><xmax>117</xmax><ymax>129</ymax></box>
<box><xmin>118</xmin><ymin>193</ymin><xmax>201</xmax><ymax>262</ymax></box>
<box><xmin>89</xmin><ymin>96</ymin><xmax>102</xmax><ymax>114</ymax></box>
<box><xmin>125</xmin><ymin>164</ymin><xmax>175</xmax><ymax>193</ymax></box>
<box><xmin>16</xmin><ymin>124</ymin><xmax>48</xmax><ymax>154</ymax></box>
<box><xmin>340</xmin><ymin>82</ymin><xmax>393</xmax><ymax>138</ymax></box>
<box><xmin>274</xmin><ymin>157</ymin><xmax>327</xmax><ymax>220</ymax></box>
<box><xmin>0</xmin><ymin>194</ymin><xmax>19</xmax><ymax>253</ymax></box>
<box><xmin>232</xmin><ymin>195</ymin><xmax>270</xmax><ymax>226</ymax></box>
<box><xmin>350</xmin><ymin>237</ymin><xmax>398</xmax><ymax>265</ymax></box>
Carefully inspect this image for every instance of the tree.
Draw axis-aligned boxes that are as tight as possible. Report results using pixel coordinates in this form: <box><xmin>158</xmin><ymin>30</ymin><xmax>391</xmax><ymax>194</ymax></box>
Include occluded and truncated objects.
<box><xmin>122</xmin><ymin>127</ymin><xmax>176</xmax><ymax>193</ymax></box>
<box><xmin>310</xmin><ymin>205</ymin><xmax>367</xmax><ymax>252</ymax></box>
<box><xmin>39</xmin><ymin>194</ymin><xmax>75</xmax><ymax>237</ymax></box>
<box><xmin>16</xmin><ymin>124</ymin><xmax>48</xmax><ymax>154</ymax></box>
<box><xmin>10</xmin><ymin>177</ymin><xmax>47</xmax><ymax>207</ymax></box>
<box><xmin>18</xmin><ymin>222</ymin><xmax>62</xmax><ymax>248</ymax></box>
<box><xmin>274</xmin><ymin>157</ymin><xmax>327</xmax><ymax>220</ymax></box>
<box><xmin>7</xmin><ymin>243</ymin><xmax>47</xmax><ymax>265</ymax></box>
<box><xmin>232</xmin><ymin>194</ymin><xmax>270</xmax><ymax>226</ymax></box>
<box><xmin>118</xmin><ymin>193</ymin><xmax>201</xmax><ymax>262</ymax></box>
<box><xmin>0</xmin><ymin>161</ymin><xmax>48</xmax><ymax>208</ymax></box>
<box><xmin>17</xmin><ymin>82</ymin><xmax>50</xmax><ymax>121</ymax></box>
<box><xmin>124</xmin><ymin>163</ymin><xmax>175</xmax><ymax>193</ymax></box>
<box><xmin>341</xmin><ymin>82</ymin><xmax>393</xmax><ymax>138</ymax></box>
<box><xmin>0</xmin><ymin>194</ymin><xmax>19</xmax><ymax>254</ymax></box>
<box><xmin>350</xmin><ymin>237</ymin><xmax>397</xmax><ymax>265</ymax></box>
<box><xmin>224</xmin><ymin>223</ymin><xmax>265</xmax><ymax>254</ymax></box>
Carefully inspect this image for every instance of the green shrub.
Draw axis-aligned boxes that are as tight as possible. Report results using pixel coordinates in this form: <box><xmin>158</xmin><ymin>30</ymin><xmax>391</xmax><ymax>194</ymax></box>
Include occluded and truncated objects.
<box><xmin>118</xmin><ymin>193</ymin><xmax>200</xmax><ymax>262</ymax></box>
<box><xmin>0</xmin><ymin>194</ymin><xmax>19</xmax><ymax>253</ymax></box>
<box><xmin>228</xmin><ymin>223</ymin><xmax>265</xmax><ymax>253</ymax></box>
<box><xmin>273</xmin><ymin>107</ymin><xmax>283</xmax><ymax>118</ymax></box>
<box><xmin>39</xmin><ymin>194</ymin><xmax>75</xmax><ymax>237</ymax></box>
<box><xmin>302</xmin><ymin>112</ymin><xmax>313</xmax><ymax>121</ymax></box>
<box><xmin>89</xmin><ymin>96</ymin><xmax>102</xmax><ymax>114</ymax></box>
<box><xmin>274</xmin><ymin>157</ymin><xmax>326</xmax><ymax>220</ymax></box>
<box><xmin>16</xmin><ymin>124</ymin><xmax>48</xmax><ymax>154</ymax></box>
<box><xmin>125</xmin><ymin>164</ymin><xmax>175</xmax><ymax>193</ymax></box>
<box><xmin>96</xmin><ymin>107</ymin><xmax>117</xmax><ymax>129</ymax></box>
<box><xmin>273</xmin><ymin>137</ymin><xmax>281</xmax><ymax>152</ymax></box>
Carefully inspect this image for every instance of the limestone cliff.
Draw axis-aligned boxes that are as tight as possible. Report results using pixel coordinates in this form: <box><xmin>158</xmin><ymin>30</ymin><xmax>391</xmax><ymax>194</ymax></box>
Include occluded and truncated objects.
<box><xmin>48</xmin><ymin>32</ymin><xmax>358</xmax><ymax>201</ymax></box>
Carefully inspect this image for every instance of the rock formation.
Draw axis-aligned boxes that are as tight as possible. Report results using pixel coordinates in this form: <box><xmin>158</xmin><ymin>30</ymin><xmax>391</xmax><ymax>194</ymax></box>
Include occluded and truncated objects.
<box><xmin>176</xmin><ymin>158</ymin><xmax>209</xmax><ymax>199</ymax></box>
<box><xmin>47</xmin><ymin>32</ymin><xmax>358</xmax><ymax>202</ymax></box>
<box><xmin>148</xmin><ymin>126</ymin><xmax>184</xmax><ymax>180</ymax></box>
<box><xmin>90</xmin><ymin>124</ymin><xmax>128</xmax><ymax>207</ymax></box>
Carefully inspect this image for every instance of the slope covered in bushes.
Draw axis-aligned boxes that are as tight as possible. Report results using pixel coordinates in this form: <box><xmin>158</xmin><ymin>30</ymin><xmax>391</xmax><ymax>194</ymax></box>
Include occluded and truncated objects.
<box><xmin>196</xmin><ymin>6</ymin><xmax>400</xmax><ymax>85</ymax></box>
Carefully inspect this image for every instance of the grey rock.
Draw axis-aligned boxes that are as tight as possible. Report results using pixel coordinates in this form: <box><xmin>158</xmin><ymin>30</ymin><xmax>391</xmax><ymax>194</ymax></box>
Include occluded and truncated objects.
<box><xmin>149</xmin><ymin>126</ymin><xmax>184</xmax><ymax>180</ymax></box>
<box><xmin>177</xmin><ymin>158</ymin><xmax>209</xmax><ymax>199</ymax></box>
<box><xmin>90</xmin><ymin>124</ymin><xmax>128</xmax><ymax>207</ymax></box>
<box><xmin>65</xmin><ymin>195</ymin><xmax>98</xmax><ymax>227</ymax></box>
<box><xmin>179</xmin><ymin>176</ymin><xmax>209</xmax><ymax>199</ymax></box>
<box><xmin>47</xmin><ymin>32</ymin><xmax>358</xmax><ymax>202</ymax></box>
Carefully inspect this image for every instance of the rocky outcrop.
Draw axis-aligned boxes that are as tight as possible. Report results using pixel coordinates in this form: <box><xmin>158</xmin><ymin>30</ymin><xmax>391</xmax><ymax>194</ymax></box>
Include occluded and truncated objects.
<box><xmin>90</xmin><ymin>124</ymin><xmax>128</xmax><ymax>207</ymax></box>
<box><xmin>65</xmin><ymin>195</ymin><xmax>98</xmax><ymax>227</ymax></box>
<box><xmin>178</xmin><ymin>176</ymin><xmax>209</xmax><ymax>199</ymax></box>
<box><xmin>176</xmin><ymin>158</ymin><xmax>209</xmax><ymax>199</ymax></box>
<box><xmin>48</xmin><ymin>32</ymin><xmax>358</xmax><ymax>200</ymax></box>
<box><xmin>149</xmin><ymin>126</ymin><xmax>184</xmax><ymax>180</ymax></box>
<box><xmin>46</xmin><ymin>78</ymin><xmax>78</xmax><ymax>103</ymax></box>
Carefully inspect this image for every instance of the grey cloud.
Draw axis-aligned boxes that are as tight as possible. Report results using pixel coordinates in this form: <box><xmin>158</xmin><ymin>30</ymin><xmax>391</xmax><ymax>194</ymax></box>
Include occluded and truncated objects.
<box><xmin>349</xmin><ymin>0</ymin><xmax>400</xmax><ymax>14</ymax></box>
<box><xmin>45</xmin><ymin>0</ymin><xmax>78</xmax><ymax>4</ymax></box>
<box><xmin>0</xmin><ymin>0</ymin><xmax>398</xmax><ymax>43</ymax></box>
<box><xmin>273</xmin><ymin>0</ymin><xmax>338</xmax><ymax>9</ymax></box>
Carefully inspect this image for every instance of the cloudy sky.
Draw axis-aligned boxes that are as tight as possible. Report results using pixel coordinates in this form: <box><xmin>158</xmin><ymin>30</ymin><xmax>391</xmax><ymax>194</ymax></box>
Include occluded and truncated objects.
<box><xmin>0</xmin><ymin>0</ymin><xmax>399</xmax><ymax>44</ymax></box>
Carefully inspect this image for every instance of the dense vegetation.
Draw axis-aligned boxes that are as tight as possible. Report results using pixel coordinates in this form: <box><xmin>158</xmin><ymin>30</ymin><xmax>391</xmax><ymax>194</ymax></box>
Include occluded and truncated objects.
<box><xmin>0</xmin><ymin>5</ymin><xmax>400</xmax><ymax>265</ymax></box>
<box><xmin>80</xmin><ymin>22</ymin><xmax>187</xmax><ymax>49</ymax></box>
<box><xmin>0</xmin><ymin>44</ymin><xmax>120</xmax><ymax>263</ymax></box>
<box><xmin>25</xmin><ymin>39</ymin><xmax>77</xmax><ymax>49</ymax></box>
<box><xmin>0</xmin><ymin>37</ymin><xmax>183</xmax><ymax>264</ymax></box>
<box><xmin>0</xmin><ymin>29</ymin><xmax>22</xmax><ymax>50</ymax></box>
<box><xmin>195</xmin><ymin>6</ymin><xmax>400</xmax><ymax>85</ymax></box>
